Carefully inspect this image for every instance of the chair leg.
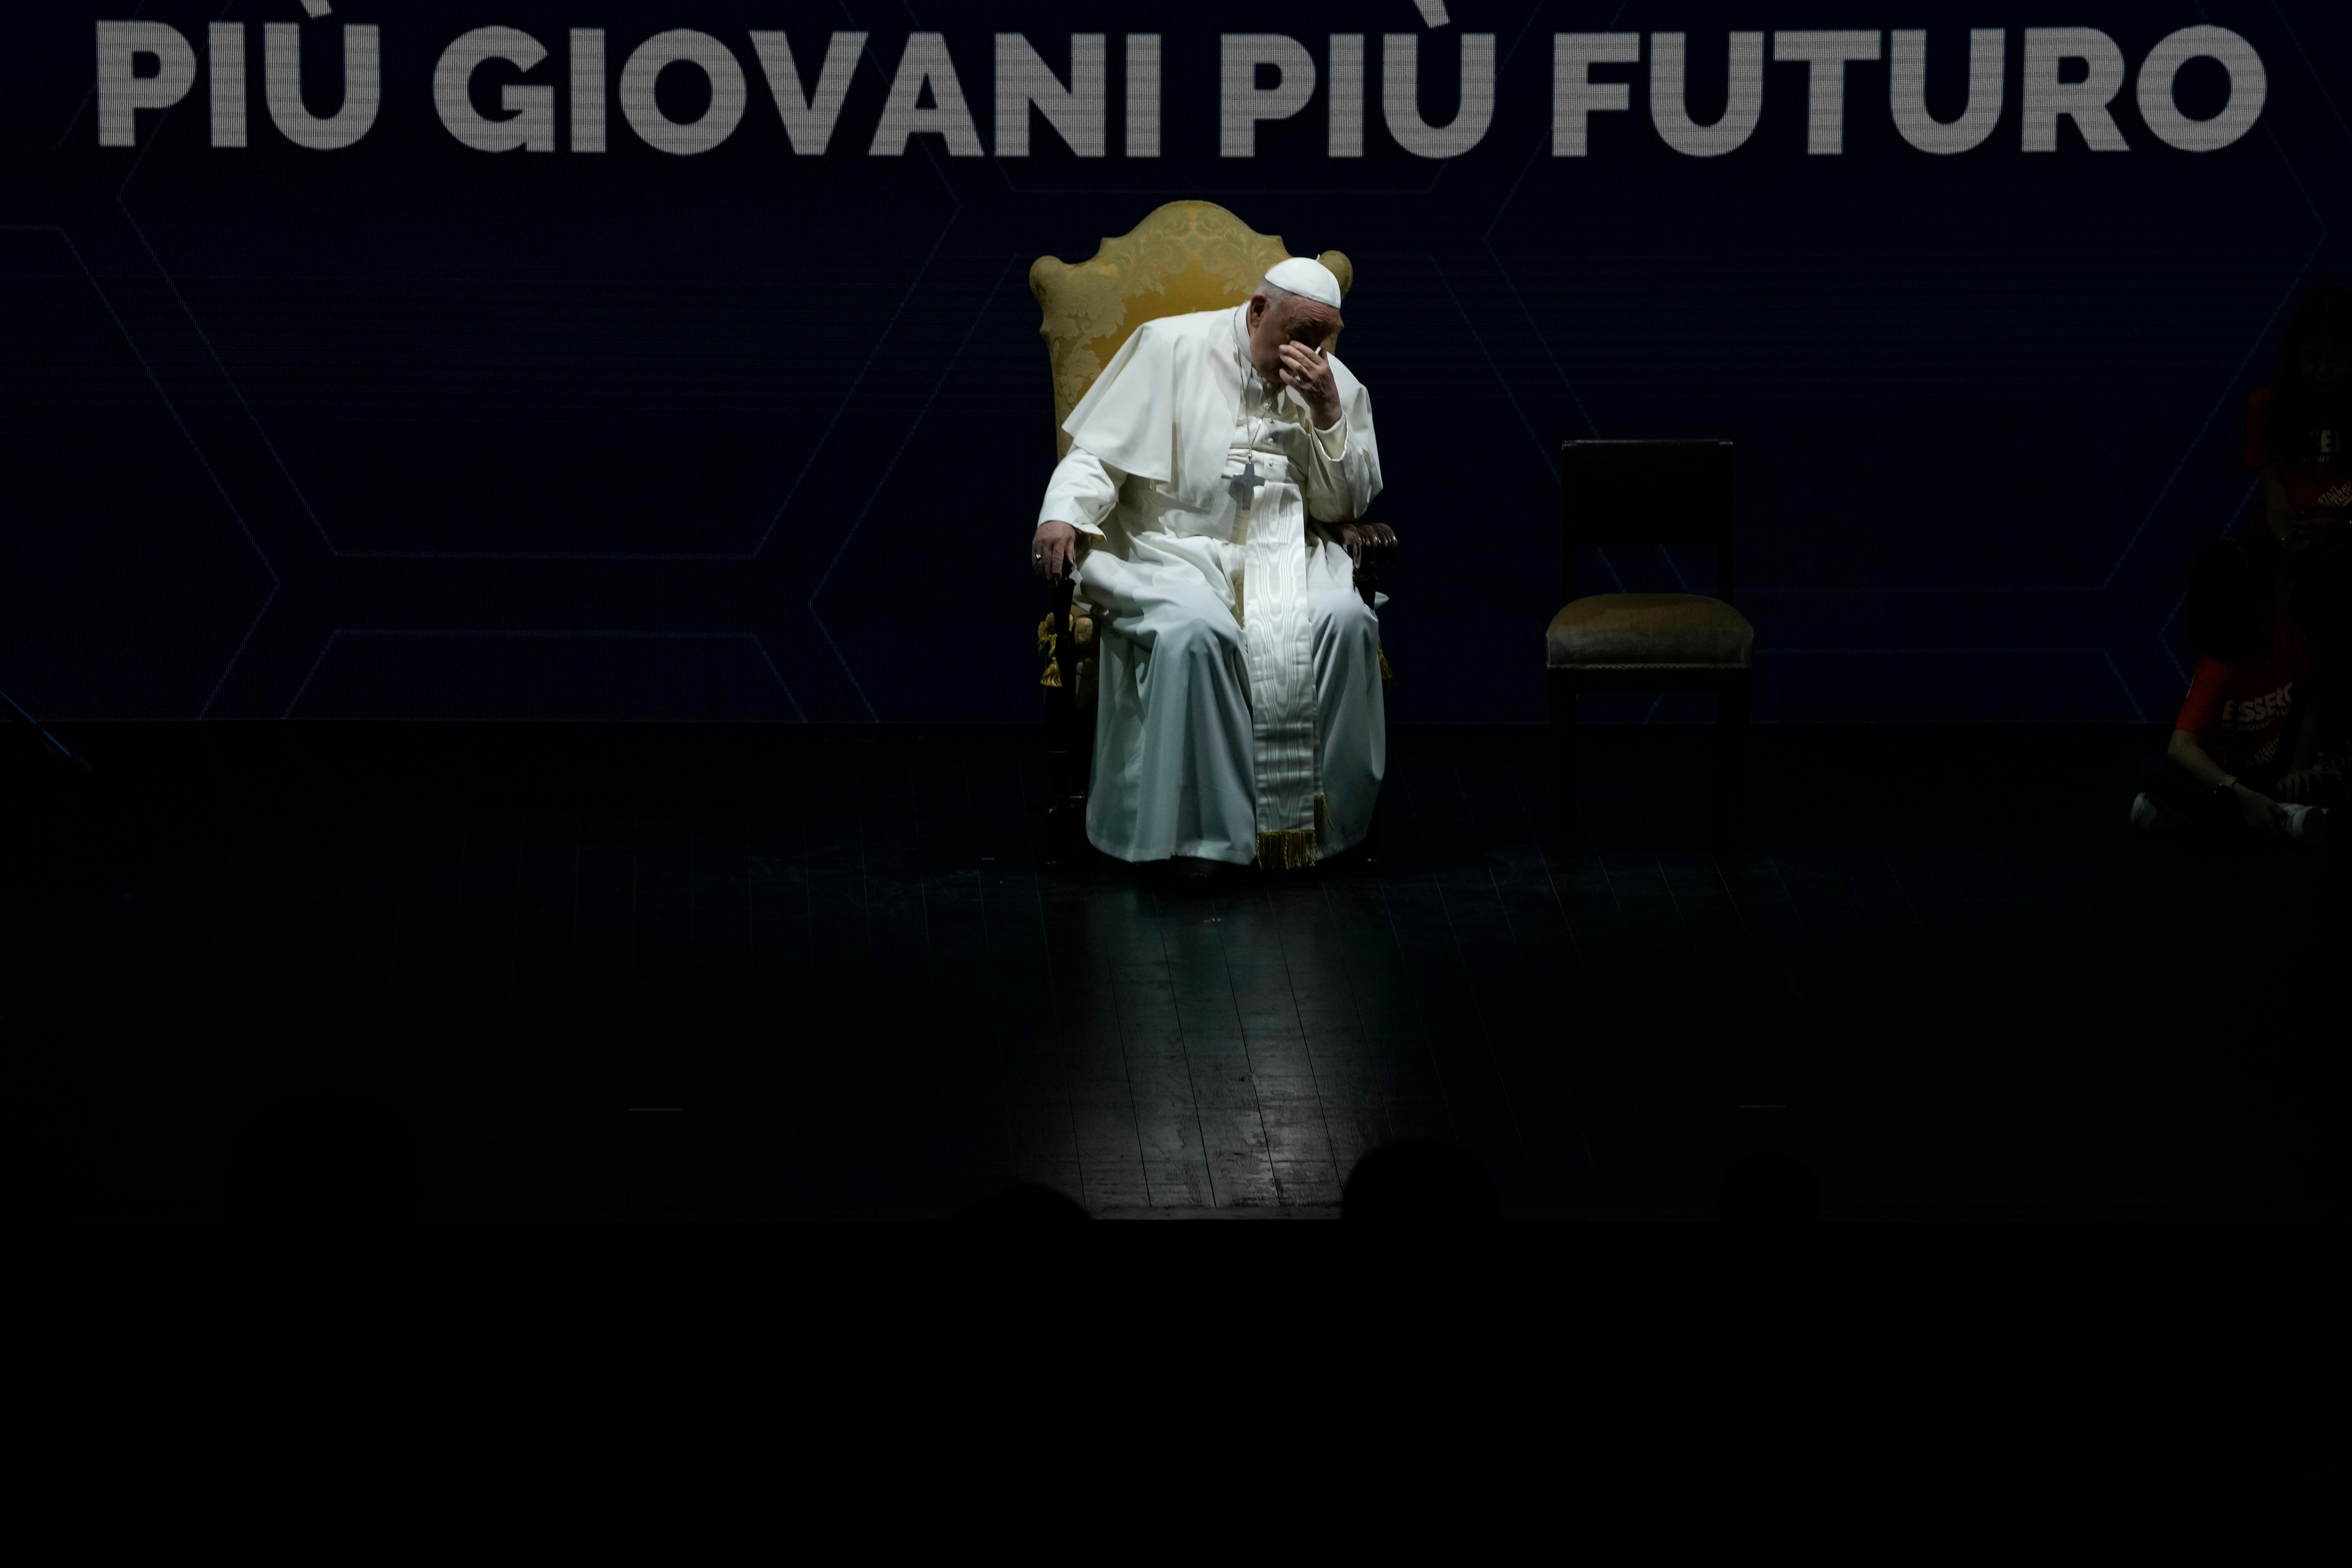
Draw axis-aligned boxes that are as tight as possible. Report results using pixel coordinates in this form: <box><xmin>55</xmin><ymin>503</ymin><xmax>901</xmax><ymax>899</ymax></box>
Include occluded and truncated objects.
<box><xmin>1068</xmin><ymin>703</ymin><xmax>1095</xmax><ymax>855</ymax></box>
<box><xmin>1547</xmin><ymin>672</ymin><xmax>1577</xmax><ymax>854</ymax></box>
<box><xmin>1042</xmin><ymin>583</ymin><xmax>1095</xmax><ymax>868</ymax></box>
<box><xmin>1042</xmin><ymin>723</ymin><xmax>1074</xmax><ymax>867</ymax></box>
<box><xmin>1716</xmin><ymin>675</ymin><xmax>1752</xmax><ymax>852</ymax></box>
<box><xmin>1042</xmin><ymin>703</ymin><xmax>1077</xmax><ymax>870</ymax></box>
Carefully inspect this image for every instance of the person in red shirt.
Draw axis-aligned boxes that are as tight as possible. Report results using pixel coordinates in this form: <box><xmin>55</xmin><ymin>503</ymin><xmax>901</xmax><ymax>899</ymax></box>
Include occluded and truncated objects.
<box><xmin>2133</xmin><ymin>535</ymin><xmax>2330</xmax><ymax>844</ymax></box>
<box><xmin>2243</xmin><ymin>285</ymin><xmax>2352</xmax><ymax>760</ymax></box>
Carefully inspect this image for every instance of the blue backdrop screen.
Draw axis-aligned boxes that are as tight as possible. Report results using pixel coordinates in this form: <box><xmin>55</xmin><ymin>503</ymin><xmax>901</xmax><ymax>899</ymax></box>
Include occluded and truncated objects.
<box><xmin>4</xmin><ymin>2</ymin><xmax>2345</xmax><ymax>723</ymax></box>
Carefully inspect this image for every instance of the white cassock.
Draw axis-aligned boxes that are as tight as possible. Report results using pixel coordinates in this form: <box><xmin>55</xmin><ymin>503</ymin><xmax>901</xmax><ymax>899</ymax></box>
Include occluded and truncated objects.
<box><xmin>1039</xmin><ymin>303</ymin><xmax>1385</xmax><ymax>868</ymax></box>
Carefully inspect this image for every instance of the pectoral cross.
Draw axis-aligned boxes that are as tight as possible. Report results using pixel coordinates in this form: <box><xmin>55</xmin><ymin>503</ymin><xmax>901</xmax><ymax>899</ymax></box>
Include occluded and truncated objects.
<box><xmin>1228</xmin><ymin>455</ymin><xmax>1269</xmax><ymax>508</ymax></box>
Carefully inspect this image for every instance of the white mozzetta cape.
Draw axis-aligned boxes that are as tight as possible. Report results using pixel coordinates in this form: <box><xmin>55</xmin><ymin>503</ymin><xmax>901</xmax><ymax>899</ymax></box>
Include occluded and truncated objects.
<box><xmin>1056</xmin><ymin>307</ymin><xmax>1378</xmax><ymax>519</ymax></box>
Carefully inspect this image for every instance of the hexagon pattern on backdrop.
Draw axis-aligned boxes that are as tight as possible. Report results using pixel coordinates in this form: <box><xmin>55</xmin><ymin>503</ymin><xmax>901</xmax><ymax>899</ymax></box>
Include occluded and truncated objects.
<box><xmin>7</xmin><ymin>2</ymin><xmax>2346</xmax><ymax>722</ymax></box>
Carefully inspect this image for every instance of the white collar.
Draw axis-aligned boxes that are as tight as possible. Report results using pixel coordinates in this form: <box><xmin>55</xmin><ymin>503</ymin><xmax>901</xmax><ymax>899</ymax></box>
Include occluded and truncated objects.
<box><xmin>1232</xmin><ymin>304</ymin><xmax>1275</xmax><ymax>404</ymax></box>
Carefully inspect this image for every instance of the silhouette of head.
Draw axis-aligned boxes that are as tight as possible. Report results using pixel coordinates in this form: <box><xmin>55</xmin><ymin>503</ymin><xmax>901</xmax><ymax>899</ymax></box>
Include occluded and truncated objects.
<box><xmin>223</xmin><ymin>1091</ymin><xmax>417</xmax><ymax>1222</ymax></box>
<box><xmin>2258</xmin><ymin>1458</ymin><xmax>2349</xmax><ymax>1558</ymax></box>
<box><xmin>2267</xmin><ymin>285</ymin><xmax>2352</xmax><ymax>460</ymax></box>
<box><xmin>950</xmin><ymin>1182</ymin><xmax>1092</xmax><ymax>1222</ymax></box>
<box><xmin>1718</xmin><ymin>1152</ymin><xmax>1820</xmax><ymax>1224</ymax></box>
<box><xmin>1342</xmin><ymin>1137</ymin><xmax>1501</xmax><ymax>1221</ymax></box>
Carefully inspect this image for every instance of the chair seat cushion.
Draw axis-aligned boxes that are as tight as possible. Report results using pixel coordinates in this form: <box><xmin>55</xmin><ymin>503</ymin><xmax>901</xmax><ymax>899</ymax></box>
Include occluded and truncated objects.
<box><xmin>1547</xmin><ymin>594</ymin><xmax>1753</xmax><ymax>668</ymax></box>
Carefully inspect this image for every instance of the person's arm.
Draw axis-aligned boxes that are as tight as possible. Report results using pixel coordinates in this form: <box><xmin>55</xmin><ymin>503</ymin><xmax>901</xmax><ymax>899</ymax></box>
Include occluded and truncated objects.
<box><xmin>2259</xmin><ymin>469</ymin><xmax>2299</xmax><ymax>544</ymax></box>
<box><xmin>1032</xmin><ymin>446</ymin><xmax>1121</xmax><ymax>582</ymax></box>
<box><xmin>2167</xmin><ymin>728</ymin><xmax>2281</xmax><ymax>830</ymax></box>
<box><xmin>1301</xmin><ymin>419</ymin><xmax>1380</xmax><ymax>528</ymax></box>
<box><xmin>1285</xmin><ymin>349</ymin><xmax>1380</xmax><ymax>527</ymax></box>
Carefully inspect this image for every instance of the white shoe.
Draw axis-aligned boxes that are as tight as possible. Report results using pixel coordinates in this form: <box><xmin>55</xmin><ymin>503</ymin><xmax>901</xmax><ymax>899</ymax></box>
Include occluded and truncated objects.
<box><xmin>2130</xmin><ymin>793</ymin><xmax>2185</xmax><ymax>833</ymax></box>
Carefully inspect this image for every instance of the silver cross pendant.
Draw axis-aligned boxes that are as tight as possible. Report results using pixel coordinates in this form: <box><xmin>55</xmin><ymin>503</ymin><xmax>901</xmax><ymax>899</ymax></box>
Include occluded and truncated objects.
<box><xmin>1228</xmin><ymin>455</ymin><xmax>1268</xmax><ymax>508</ymax></box>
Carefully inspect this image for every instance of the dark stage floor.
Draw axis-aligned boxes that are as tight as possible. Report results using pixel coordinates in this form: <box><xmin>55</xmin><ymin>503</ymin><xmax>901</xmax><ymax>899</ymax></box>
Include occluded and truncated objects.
<box><xmin>3</xmin><ymin>719</ymin><xmax>2344</xmax><ymax>1221</ymax></box>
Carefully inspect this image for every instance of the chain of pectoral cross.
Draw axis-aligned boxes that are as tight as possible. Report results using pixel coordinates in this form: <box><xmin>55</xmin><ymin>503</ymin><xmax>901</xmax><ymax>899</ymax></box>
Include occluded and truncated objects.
<box><xmin>1227</xmin><ymin>369</ymin><xmax>1282</xmax><ymax>509</ymax></box>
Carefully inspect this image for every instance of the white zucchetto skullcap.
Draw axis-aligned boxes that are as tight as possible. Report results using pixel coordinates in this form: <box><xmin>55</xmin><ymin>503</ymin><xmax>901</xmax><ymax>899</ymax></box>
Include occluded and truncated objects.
<box><xmin>1261</xmin><ymin>257</ymin><xmax>1342</xmax><ymax>307</ymax></box>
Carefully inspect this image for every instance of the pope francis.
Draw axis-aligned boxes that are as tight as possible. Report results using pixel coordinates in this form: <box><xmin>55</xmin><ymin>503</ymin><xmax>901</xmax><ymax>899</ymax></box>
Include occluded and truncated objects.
<box><xmin>1029</xmin><ymin>257</ymin><xmax>1394</xmax><ymax>880</ymax></box>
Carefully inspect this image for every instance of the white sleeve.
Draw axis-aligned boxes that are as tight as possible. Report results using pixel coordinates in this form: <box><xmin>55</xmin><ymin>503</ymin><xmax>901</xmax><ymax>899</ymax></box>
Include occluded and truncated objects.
<box><xmin>1039</xmin><ymin>444</ymin><xmax>1124</xmax><ymax>537</ymax></box>
<box><xmin>1312</xmin><ymin>416</ymin><xmax>1347</xmax><ymax>462</ymax></box>
<box><xmin>1299</xmin><ymin>393</ymin><xmax>1380</xmax><ymax>523</ymax></box>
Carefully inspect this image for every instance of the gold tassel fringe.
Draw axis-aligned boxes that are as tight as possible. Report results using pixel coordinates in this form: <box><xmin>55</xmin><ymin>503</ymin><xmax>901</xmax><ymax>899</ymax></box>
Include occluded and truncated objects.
<box><xmin>1378</xmin><ymin>647</ymin><xmax>1394</xmax><ymax>685</ymax></box>
<box><xmin>1256</xmin><ymin>828</ymin><xmax>1316</xmax><ymax>870</ymax></box>
<box><xmin>1037</xmin><ymin>615</ymin><xmax>1062</xmax><ymax>688</ymax></box>
<box><xmin>1255</xmin><ymin>795</ymin><xmax>1329</xmax><ymax>871</ymax></box>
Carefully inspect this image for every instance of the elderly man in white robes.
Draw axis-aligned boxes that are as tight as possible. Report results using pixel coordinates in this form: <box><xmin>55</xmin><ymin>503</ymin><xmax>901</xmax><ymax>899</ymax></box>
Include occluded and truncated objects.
<box><xmin>1030</xmin><ymin>257</ymin><xmax>1395</xmax><ymax>883</ymax></box>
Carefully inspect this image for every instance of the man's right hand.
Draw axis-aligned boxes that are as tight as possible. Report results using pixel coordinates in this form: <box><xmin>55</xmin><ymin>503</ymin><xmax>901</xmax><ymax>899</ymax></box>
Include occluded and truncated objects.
<box><xmin>1033</xmin><ymin>520</ymin><xmax>1081</xmax><ymax>583</ymax></box>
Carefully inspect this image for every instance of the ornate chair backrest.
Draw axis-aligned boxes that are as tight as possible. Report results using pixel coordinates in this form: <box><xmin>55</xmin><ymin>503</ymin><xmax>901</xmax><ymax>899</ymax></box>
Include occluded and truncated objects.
<box><xmin>1030</xmin><ymin>200</ymin><xmax>1354</xmax><ymax>460</ymax></box>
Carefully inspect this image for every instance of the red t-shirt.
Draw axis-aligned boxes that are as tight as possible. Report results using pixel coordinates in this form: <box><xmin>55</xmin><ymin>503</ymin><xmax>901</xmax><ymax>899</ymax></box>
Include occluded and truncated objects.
<box><xmin>2174</xmin><ymin>616</ymin><xmax>2308</xmax><ymax>774</ymax></box>
<box><xmin>2242</xmin><ymin>385</ymin><xmax>2352</xmax><ymax>528</ymax></box>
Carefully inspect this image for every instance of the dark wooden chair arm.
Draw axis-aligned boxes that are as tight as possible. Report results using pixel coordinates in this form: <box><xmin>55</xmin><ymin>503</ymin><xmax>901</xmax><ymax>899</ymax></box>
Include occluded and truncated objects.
<box><xmin>1328</xmin><ymin>521</ymin><xmax>1401</xmax><ymax>609</ymax></box>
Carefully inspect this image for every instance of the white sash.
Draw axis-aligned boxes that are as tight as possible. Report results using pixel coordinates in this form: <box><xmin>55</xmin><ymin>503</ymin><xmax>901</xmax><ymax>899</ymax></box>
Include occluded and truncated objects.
<box><xmin>1227</xmin><ymin>449</ymin><xmax>1322</xmax><ymax>867</ymax></box>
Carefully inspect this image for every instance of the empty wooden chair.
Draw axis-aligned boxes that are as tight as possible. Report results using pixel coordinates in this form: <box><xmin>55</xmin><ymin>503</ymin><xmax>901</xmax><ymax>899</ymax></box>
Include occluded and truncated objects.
<box><xmin>1547</xmin><ymin>439</ymin><xmax>1752</xmax><ymax>851</ymax></box>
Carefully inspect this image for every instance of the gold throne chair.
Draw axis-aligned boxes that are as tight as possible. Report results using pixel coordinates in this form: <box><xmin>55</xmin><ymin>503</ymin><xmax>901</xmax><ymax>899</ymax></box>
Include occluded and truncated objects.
<box><xmin>1030</xmin><ymin>201</ymin><xmax>1396</xmax><ymax>861</ymax></box>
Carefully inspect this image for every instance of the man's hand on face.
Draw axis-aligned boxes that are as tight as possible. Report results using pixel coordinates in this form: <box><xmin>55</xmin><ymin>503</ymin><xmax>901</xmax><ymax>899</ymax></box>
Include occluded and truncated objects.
<box><xmin>1032</xmin><ymin>520</ymin><xmax>1081</xmax><ymax>582</ymax></box>
<box><xmin>1277</xmin><ymin>342</ymin><xmax>1342</xmax><ymax>429</ymax></box>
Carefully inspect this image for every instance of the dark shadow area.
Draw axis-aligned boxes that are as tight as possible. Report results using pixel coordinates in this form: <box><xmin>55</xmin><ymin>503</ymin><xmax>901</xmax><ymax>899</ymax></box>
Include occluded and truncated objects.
<box><xmin>1718</xmin><ymin>1152</ymin><xmax>1819</xmax><ymax>1223</ymax></box>
<box><xmin>0</xmin><ymin>720</ymin><xmax>2338</xmax><ymax>1221</ymax></box>
<box><xmin>948</xmin><ymin>1182</ymin><xmax>1093</xmax><ymax>1222</ymax></box>
<box><xmin>2253</xmin><ymin>1458</ymin><xmax>2351</xmax><ymax>1558</ymax></box>
<box><xmin>1341</xmin><ymin>1136</ymin><xmax>1501</xmax><ymax>1220</ymax></box>
<box><xmin>222</xmin><ymin>1090</ymin><xmax>418</xmax><ymax>1223</ymax></box>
